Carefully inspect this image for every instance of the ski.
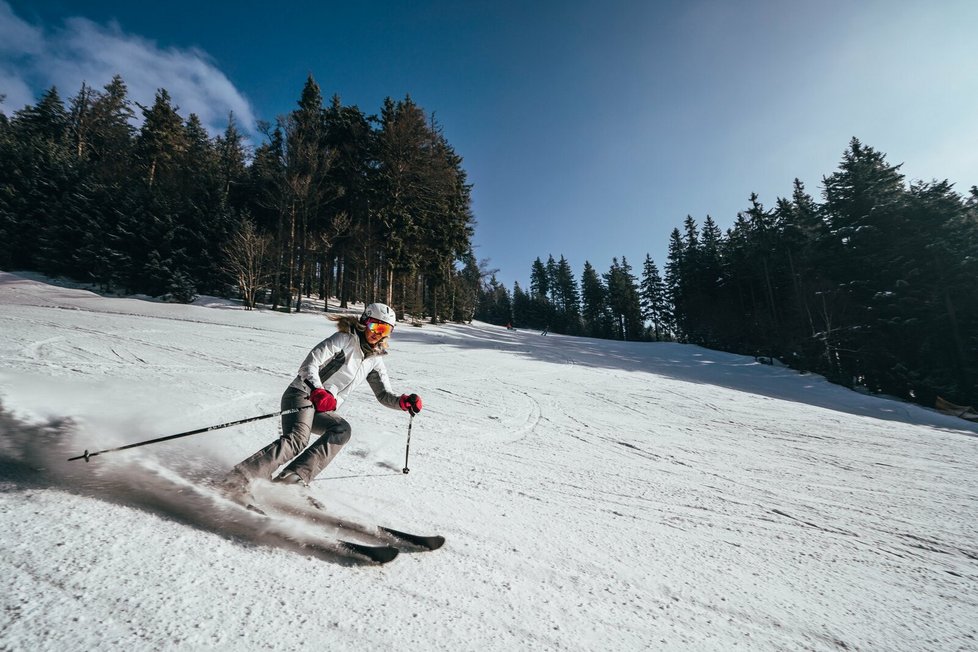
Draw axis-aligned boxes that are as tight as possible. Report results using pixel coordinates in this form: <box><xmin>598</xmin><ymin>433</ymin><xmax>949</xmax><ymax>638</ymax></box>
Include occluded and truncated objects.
<box><xmin>125</xmin><ymin>470</ymin><xmax>399</xmax><ymax>564</ymax></box>
<box><xmin>219</xmin><ymin>494</ymin><xmax>400</xmax><ymax>563</ymax></box>
<box><xmin>377</xmin><ymin>526</ymin><xmax>445</xmax><ymax>551</ymax></box>
<box><xmin>303</xmin><ymin>494</ymin><xmax>445</xmax><ymax>551</ymax></box>
<box><xmin>251</xmin><ymin>505</ymin><xmax>400</xmax><ymax>564</ymax></box>
<box><xmin>250</xmin><ymin>487</ymin><xmax>445</xmax><ymax>551</ymax></box>
<box><xmin>336</xmin><ymin>540</ymin><xmax>400</xmax><ymax>564</ymax></box>
<box><xmin>255</xmin><ymin>525</ymin><xmax>400</xmax><ymax>564</ymax></box>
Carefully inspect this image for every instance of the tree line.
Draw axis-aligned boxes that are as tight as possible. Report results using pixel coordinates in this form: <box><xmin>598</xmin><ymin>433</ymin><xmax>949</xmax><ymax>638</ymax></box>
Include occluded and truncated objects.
<box><xmin>476</xmin><ymin>139</ymin><xmax>978</xmax><ymax>408</ymax></box>
<box><xmin>0</xmin><ymin>75</ymin><xmax>477</xmax><ymax>320</ymax></box>
<box><xmin>3</xmin><ymin>79</ymin><xmax>975</xmax><ymax>407</ymax></box>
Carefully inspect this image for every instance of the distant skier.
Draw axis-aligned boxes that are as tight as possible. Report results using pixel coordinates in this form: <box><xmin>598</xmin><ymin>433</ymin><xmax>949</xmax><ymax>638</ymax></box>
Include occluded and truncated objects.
<box><xmin>224</xmin><ymin>302</ymin><xmax>422</xmax><ymax>492</ymax></box>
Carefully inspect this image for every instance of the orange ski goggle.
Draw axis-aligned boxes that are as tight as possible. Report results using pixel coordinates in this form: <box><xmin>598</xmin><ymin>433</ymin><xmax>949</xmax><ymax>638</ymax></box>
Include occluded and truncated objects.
<box><xmin>365</xmin><ymin>319</ymin><xmax>393</xmax><ymax>337</ymax></box>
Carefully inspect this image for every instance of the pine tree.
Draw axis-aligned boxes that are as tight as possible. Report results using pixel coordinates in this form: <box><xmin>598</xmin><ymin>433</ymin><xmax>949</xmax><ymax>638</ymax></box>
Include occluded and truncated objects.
<box><xmin>478</xmin><ymin>274</ymin><xmax>512</xmax><ymax>325</ymax></box>
<box><xmin>453</xmin><ymin>252</ymin><xmax>484</xmax><ymax>322</ymax></box>
<box><xmin>526</xmin><ymin>257</ymin><xmax>552</xmax><ymax>329</ymax></box>
<box><xmin>282</xmin><ymin>75</ymin><xmax>331</xmax><ymax>312</ymax></box>
<box><xmin>13</xmin><ymin>86</ymin><xmax>70</xmax><ymax>145</ymax></box>
<box><xmin>0</xmin><ymin>99</ymin><xmax>15</xmax><ymax>269</ymax></box>
<box><xmin>580</xmin><ymin>260</ymin><xmax>612</xmax><ymax>339</ymax></box>
<box><xmin>677</xmin><ymin>215</ymin><xmax>710</xmax><ymax>345</ymax></box>
<box><xmin>664</xmin><ymin>228</ymin><xmax>686</xmax><ymax>340</ymax></box>
<box><xmin>742</xmin><ymin>193</ymin><xmax>782</xmax><ymax>350</ymax></box>
<box><xmin>551</xmin><ymin>255</ymin><xmax>581</xmax><ymax>334</ymax></box>
<box><xmin>176</xmin><ymin>113</ymin><xmax>224</xmax><ymax>295</ymax></box>
<box><xmin>111</xmin><ymin>88</ymin><xmax>193</xmax><ymax>295</ymax></box>
<box><xmin>820</xmin><ymin>138</ymin><xmax>908</xmax><ymax>385</ymax></box>
<box><xmin>876</xmin><ymin>179</ymin><xmax>977</xmax><ymax>403</ymax></box>
<box><xmin>416</xmin><ymin>126</ymin><xmax>474</xmax><ymax>322</ymax></box>
<box><xmin>545</xmin><ymin>255</ymin><xmax>559</xmax><ymax>304</ymax></box>
<box><xmin>605</xmin><ymin>257</ymin><xmax>643</xmax><ymax>341</ymax></box>
<box><xmin>4</xmin><ymin>88</ymin><xmax>73</xmax><ymax>273</ymax></box>
<box><xmin>640</xmin><ymin>255</ymin><xmax>668</xmax><ymax>341</ymax></box>
<box><xmin>375</xmin><ymin>95</ymin><xmax>429</xmax><ymax>306</ymax></box>
<box><xmin>323</xmin><ymin>96</ymin><xmax>373</xmax><ymax>306</ymax></box>
<box><xmin>67</xmin><ymin>82</ymin><xmax>97</xmax><ymax>160</ymax></box>
<box><xmin>136</xmin><ymin>89</ymin><xmax>188</xmax><ymax>192</ymax></box>
<box><xmin>529</xmin><ymin>257</ymin><xmax>549</xmax><ymax>299</ymax></box>
<box><xmin>512</xmin><ymin>281</ymin><xmax>531</xmax><ymax>327</ymax></box>
<box><xmin>87</xmin><ymin>76</ymin><xmax>136</xmax><ymax>182</ymax></box>
<box><xmin>215</xmin><ymin>112</ymin><xmax>247</xmax><ymax>205</ymax></box>
<box><xmin>773</xmin><ymin>179</ymin><xmax>826</xmax><ymax>370</ymax></box>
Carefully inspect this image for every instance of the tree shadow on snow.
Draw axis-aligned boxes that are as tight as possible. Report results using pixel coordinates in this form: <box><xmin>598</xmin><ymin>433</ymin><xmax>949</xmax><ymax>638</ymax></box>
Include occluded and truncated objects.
<box><xmin>394</xmin><ymin>321</ymin><xmax>978</xmax><ymax>436</ymax></box>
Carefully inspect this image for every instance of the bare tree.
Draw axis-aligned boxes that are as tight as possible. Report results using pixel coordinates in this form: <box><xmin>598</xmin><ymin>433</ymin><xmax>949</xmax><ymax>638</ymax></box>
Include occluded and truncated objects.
<box><xmin>222</xmin><ymin>218</ymin><xmax>272</xmax><ymax>309</ymax></box>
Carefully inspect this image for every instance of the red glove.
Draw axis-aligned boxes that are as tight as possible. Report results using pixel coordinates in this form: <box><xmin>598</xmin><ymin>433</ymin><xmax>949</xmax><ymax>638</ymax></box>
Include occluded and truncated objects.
<box><xmin>399</xmin><ymin>393</ymin><xmax>422</xmax><ymax>415</ymax></box>
<box><xmin>309</xmin><ymin>388</ymin><xmax>337</xmax><ymax>412</ymax></box>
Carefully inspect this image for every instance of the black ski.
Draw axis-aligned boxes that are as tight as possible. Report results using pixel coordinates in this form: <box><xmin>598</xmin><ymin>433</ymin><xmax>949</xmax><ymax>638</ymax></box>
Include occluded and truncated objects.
<box><xmin>305</xmin><ymin>495</ymin><xmax>445</xmax><ymax>551</ymax></box>
<box><xmin>248</xmin><ymin>488</ymin><xmax>444</xmax><ymax>551</ymax></box>
<box><xmin>241</xmin><ymin>501</ymin><xmax>399</xmax><ymax>563</ymax></box>
<box><xmin>338</xmin><ymin>540</ymin><xmax>400</xmax><ymax>564</ymax></box>
<box><xmin>378</xmin><ymin>526</ymin><xmax>445</xmax><ymax>551</ymax></box>
<box><xmin>130</xmin><ymin>472</ymin><xmax>398</xmax><ymax>564</ymax></box>
<box><xmin>256</xmin><ymin>527</ymin><xmax>399</xmax><ymax>564</ymax></box>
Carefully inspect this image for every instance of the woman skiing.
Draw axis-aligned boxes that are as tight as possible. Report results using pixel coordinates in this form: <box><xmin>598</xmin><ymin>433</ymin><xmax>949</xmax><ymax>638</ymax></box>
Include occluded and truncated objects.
<box><xmin>225</xmin><ymin>302</ymin><xmax>422</xmax><ymax>491</ymax></box>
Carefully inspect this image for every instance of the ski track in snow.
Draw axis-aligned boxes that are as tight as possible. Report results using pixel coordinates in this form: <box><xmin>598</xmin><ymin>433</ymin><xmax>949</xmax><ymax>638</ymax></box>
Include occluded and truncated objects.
<box><xmin>1</xmin><ymin>271</ymin><xmax>977</xmax><ymax>651</ymax></box>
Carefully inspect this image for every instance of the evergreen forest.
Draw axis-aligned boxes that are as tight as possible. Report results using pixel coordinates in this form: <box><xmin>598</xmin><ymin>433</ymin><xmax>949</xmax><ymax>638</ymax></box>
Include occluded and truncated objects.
<box><xmin>480</xmin><ymin>139</ymin><xmax>978</xmax><ymax>409</ymax></box>
<box><xmin>0</xmin><ymin>75</ymin><xmax>477</xmax><ymax>319</ymax></box>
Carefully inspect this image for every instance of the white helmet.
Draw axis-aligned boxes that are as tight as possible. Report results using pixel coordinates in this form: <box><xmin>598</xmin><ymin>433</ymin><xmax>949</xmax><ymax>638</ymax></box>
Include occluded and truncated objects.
<box><xmin>361</xmin><ymin>302</ymin><xmax>397</xmax><ymax>326</ymax></box>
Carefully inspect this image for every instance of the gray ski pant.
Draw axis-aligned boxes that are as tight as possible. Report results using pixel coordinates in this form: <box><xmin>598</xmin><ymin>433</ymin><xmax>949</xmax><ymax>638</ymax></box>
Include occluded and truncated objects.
<box><xmin>230</xmin><ymin>387</ymin><xmax>351</xmax><ymax>484</ymax></box>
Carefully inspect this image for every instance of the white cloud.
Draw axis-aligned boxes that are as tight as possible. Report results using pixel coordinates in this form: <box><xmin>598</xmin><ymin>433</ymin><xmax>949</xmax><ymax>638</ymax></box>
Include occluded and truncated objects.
<box><xmin>0</xmin><ymin>2</ymin><xmax>256</xmax><ymax>135</ymax></box>
<box><xmin>0</xmin><ymin>69</ymin><xmax>34</xmax><ymax>112</ymax></box>
<box><xmin>0</xmin><ymin>1</ymin><xmax>42</xmax><ymax>55</ymax></box>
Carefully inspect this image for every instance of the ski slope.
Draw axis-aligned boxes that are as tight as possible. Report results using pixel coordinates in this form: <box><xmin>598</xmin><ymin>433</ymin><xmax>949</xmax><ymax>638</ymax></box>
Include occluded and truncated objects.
<box><xmin>1</xmin><ymin>271</ymin><xmax>976</xmax><ymax>651</ymax></box>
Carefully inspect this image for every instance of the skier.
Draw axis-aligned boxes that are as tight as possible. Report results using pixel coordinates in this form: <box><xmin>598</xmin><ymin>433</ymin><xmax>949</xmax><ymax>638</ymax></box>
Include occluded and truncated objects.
<box><xmin>223</xmin><ymin>302</ymin><xmax>422</xmax><ymax>492</ymax></box>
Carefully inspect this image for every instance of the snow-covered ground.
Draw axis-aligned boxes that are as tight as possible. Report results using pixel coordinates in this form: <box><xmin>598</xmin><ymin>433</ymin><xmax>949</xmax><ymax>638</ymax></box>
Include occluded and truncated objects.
<box><xmin>1</xmin><ymin>271</ymin><xmax>976</xmax><ymax>651</ymax></box>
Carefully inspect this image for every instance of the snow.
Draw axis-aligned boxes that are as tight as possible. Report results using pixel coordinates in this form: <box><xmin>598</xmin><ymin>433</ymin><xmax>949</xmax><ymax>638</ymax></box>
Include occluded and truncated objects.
<box><xmin>1</xmin><ymin>270</ymin><xmax>976</xmax><ymax>651</ymax></box>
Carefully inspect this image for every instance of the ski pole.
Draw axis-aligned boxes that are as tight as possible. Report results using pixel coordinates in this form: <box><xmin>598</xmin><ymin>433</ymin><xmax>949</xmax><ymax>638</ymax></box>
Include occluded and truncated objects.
<box><xmin>68</xmin><ymin>405</ymin><xmax>313</xmax><ymax>462</ymax></box>
<box><xmin>402</xmin><ymin>413</ymin><xmax>414</xmax><ymax>474</ymax></box>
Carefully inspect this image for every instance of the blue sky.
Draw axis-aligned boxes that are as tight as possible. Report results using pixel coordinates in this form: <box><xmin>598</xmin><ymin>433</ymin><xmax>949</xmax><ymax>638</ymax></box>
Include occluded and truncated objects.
<box><xmin>2</xmin><ymin>1</ymin><xmax>977</xmax><ymax>289</ymax></box>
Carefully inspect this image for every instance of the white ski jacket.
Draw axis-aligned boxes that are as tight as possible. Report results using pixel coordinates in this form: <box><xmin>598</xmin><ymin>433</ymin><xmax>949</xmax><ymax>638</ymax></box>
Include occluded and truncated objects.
<box><xmin>288</xmin><ymin>325</ymin><xmax>401</xmax><ymax>410</ymax></box>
